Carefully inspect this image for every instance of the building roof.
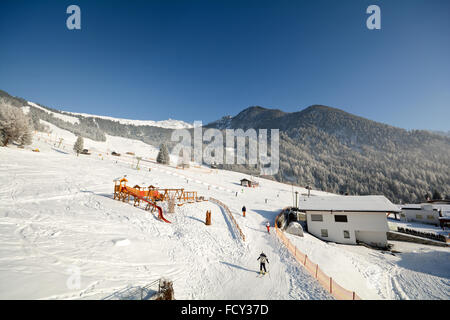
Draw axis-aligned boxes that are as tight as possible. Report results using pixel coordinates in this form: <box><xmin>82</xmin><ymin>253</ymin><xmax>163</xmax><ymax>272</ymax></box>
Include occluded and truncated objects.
<box><xmin>401</xmin><ymin>203</ymin><xmax>450</xmax><ymax>217</ymax></box>
<box><xmin>299</xmin><ymin>195</ymin><xmax>400</xmax><ymax>213</ymax></box>
<box><xmin>240</xmin><ymin>178</ymin><xmax>251</xmax><ymax>182</ymax></box>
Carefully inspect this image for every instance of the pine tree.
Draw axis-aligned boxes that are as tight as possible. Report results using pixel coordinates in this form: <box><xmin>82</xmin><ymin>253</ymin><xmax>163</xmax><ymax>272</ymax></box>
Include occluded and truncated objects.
<box><xmin>157</xmin><ymin>143</ymin><xmax>170</xmax><ymax>165</ymax></box>
<box><xmin>432</xmin><ymin>190</ymin><xmax>442</xmax><ymax>200</ymax></box>
<box><xmin>73</xmin><ymin>136</ymin><xmax>84</xmax><ymax>156</ymax></box>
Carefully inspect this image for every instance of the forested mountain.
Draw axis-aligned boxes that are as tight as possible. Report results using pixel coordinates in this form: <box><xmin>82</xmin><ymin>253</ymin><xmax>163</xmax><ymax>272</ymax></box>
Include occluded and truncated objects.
<box><xmin>207</xmin><ymin>105</ymin><xmax>450</xmax><ymax>204</ymax></box>
<box><xmin>1</xmin><ymin>89</ymin><xmax>448</xmax><ymax>204</ymax></box>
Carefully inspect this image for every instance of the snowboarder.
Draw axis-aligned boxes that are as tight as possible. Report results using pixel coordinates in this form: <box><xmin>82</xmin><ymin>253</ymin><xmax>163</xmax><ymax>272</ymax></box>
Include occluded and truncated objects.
<box><xmin>242</xmin><ymin>206</ymin><xmax>246</xmax><ymax>217</ymax></box>
<box><xmin>266</xmin><ymin>221</ymin><xmax>270</xmax><ymax>234</ymax></box>
<box><xmin>257</xmin><ymin>252</ymin><xmax>269</xmax><ymax>275</ymax></box>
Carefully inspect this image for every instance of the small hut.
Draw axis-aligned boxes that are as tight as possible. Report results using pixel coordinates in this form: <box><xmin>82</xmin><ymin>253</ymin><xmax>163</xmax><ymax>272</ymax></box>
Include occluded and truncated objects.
<box><xmin>240</xmin><ymin>178</ymin><xmax>259</xmax><ymax>188</ymax></box>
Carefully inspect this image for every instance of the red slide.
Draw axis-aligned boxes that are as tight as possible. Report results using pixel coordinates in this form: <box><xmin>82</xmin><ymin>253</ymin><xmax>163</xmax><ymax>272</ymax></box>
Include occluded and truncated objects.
<box><xmin>124</xmin><ymin>187</ymin><xmax>171</xmax><ymax>223</ymax></box>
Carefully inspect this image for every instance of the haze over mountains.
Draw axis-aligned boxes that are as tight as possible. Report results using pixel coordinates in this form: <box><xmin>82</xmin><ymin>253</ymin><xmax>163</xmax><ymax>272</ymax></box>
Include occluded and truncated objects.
<box><xmin>1</xmin><ymin>89</ymin><xmax>449</xmax><ymax>204</ymax></box>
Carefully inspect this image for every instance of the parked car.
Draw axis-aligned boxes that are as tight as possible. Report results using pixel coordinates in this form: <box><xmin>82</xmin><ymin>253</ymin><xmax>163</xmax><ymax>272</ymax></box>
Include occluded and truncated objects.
<box><xmin>80</xmin><ymin>149</ymin><xmax>91</xmax><ymax>155</ymax></box>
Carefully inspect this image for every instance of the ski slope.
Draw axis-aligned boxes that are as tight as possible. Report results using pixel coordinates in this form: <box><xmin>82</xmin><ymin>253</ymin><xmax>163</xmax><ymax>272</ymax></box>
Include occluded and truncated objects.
<box><xmin>0</xmin><ymin>135</ymin><xmax>332</xmax><ymax>300</ymax></box>
<box><xmin>1</xmin><ymin>127</ymin><xmax>449</xmax><ymax>300</ymax></box>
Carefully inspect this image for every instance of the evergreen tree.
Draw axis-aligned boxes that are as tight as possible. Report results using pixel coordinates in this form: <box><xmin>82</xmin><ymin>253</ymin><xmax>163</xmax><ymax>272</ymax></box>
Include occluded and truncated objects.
<box><xmin>73</xmin><ymin>136</ymin><xmax>84</xmax><ymax>156</ymax></box>
<box><xmin>157</xmin><ymin>143</ymin><xmax>170</xmax><ymax>164</ymax></box>
<box><xmin>432</xmin><ymin>190</ymin><xmax>442</xmax><ymax>200</ymax></box>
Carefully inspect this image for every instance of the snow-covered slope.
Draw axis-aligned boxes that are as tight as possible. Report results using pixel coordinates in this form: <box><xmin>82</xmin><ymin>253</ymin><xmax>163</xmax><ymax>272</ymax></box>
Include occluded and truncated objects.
<box><xmin>25</xmin><ymin>100</ymin><xmax>193</xmax><ymax>129</ymax></box>
<box><xmin>0</xmin><ymin>126</ymin><xmax>448</xmax><ymax>300</ymax></box>
<box><xmin>0</xmin><ymin>131</ymin><xmax>332</xmax><ymax>300</ymax></box>
<box><xmin>66</xmin><ymin>111</ymin><xmax>193</xmax><ymax>129</ymax></box>
<box><xmin>26</xmin><ymin>102</ymin><xmax>80</xmax><ymax>124</ymax></box>
<box><xmin>38</xmin><ymin>120</ymin><xmax>160</xmax><ymax>158</ymax></box>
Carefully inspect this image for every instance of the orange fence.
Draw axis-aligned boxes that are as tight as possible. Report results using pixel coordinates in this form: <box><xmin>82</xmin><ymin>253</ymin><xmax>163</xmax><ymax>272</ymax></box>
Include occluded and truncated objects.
<box><xmin>275</xmin><ymin>214</ymin><xmax>361</xmax><ymax>300</ymax></box>
<box><xmin>210</xmin><ymin>198</ymin><xmax>245</xmax><ymax>242</ymax></box>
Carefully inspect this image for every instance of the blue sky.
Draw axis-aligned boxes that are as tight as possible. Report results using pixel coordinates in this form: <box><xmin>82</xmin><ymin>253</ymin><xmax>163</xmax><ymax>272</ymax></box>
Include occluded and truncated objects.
<box><xmin>0</xmin><ymin>0</ymin><xmax>449</xmax><ymax>130</ymax></box>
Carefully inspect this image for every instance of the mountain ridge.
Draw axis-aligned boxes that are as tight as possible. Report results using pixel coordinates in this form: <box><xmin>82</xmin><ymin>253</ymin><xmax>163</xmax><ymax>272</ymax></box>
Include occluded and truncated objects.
<box><xmin>1</xmin><ymin>89</ymin><xmax>449</xmax><ymax>203</ymax></box>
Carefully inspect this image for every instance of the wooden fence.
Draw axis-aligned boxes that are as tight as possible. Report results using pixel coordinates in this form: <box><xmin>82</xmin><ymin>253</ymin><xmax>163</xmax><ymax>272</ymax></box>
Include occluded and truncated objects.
<box><xmin>275</xmin><ymin>214</ymin><xmax>361</xmax><ymax>300</ymax></box>
<box><xmin>210</xmin><ymin>197</ymin><xmax>246</xmax><ymax>242</ymax></box>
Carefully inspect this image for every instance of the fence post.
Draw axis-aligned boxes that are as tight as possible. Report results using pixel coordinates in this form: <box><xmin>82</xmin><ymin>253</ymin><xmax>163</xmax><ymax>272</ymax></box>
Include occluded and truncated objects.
<box><xmin>315</xmin><ymin>264</ymin><xmax>318</xmax><ymax>278</ymax></box>
<box><xmin>352</xmin><ymin>291</ymin><xmax>355</xmax><ymax>300</ymax></box>
<box><xmin>304</xmin><ymin>254</ymin><xmax>307</xmax><ymax>265</ymax></box>
<box><xmin>330</xmin><ymin>278</ymin><xmax>333</xmax><ymax>294</ymax></box>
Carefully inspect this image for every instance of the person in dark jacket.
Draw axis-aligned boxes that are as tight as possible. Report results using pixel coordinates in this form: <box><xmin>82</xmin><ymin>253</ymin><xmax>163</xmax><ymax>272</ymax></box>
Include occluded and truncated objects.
<box><xmin>242</xmin><ymin>206</ymin><xmax>246</xmax><ymax>217</ymax></box>
<box><xmin>257</xmin><ymin>252</ymin><xmax>269</xmax><ymax>274</ymax></box>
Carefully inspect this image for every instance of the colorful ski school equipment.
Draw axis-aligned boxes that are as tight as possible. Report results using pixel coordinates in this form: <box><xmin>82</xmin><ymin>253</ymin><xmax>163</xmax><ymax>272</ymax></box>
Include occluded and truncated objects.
<box><xmin>113</xmin><ymin>177</ymin><xmax>207</xmax><ymax>223</ymax></box>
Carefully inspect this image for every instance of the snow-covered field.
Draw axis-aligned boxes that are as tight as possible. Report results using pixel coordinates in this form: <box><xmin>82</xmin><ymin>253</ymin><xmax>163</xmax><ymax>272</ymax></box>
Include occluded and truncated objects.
<box><xmin>0</xmin><ymin>134</ymin><xmax>332</xmax><ymax>300</ymax></box>
<box><xmin>286</xmin><ymin>233</ymin><xmax>450</xmax><ymax>300</ymax></box>
<box><xmin>1</xmin><ymin>128</ymin><xmax>449</xmax><ymax>300</ymax></box>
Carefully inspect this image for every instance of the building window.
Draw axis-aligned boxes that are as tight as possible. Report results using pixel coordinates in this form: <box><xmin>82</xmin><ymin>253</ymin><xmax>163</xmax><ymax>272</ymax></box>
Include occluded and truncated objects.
<box><xmin>400</xmin><ymin>213</ymin><xmax>406</xmax><ymax>218</ymax></box>
<box><xmin>427</xmin><ymin>215</ymin><xmax>434</xmax><ymax>220</ymax></box>
<box><xmin>334</xmin><ymin>215</ymin><xmax>348</xmax><ymax>222</ymax></box>
<box><xmin>311</xmin><ymin>214</ymin><xmax>323</xmax><ymax>222</ymax></box>
<box><xmin>416</xmin><ymin>214</ymin><xmax>423</xmax><ymax>219</ymax></box>
<box><xmin>321</xmin><ymin>229</ymin><xmax>328</xmax><ymax>237</ymax></box>
<box><xmin>343</xmin><ymin>230</ymin><xmax>350</xmax><ymax>239</ymax></box>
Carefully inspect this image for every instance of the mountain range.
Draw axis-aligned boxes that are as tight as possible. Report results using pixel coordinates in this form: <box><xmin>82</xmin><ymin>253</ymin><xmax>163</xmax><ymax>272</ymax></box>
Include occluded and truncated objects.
<box><xmin>1</xmin><ymin>89</ymin><xmax>449</xmax><ymax>204</ymax></box>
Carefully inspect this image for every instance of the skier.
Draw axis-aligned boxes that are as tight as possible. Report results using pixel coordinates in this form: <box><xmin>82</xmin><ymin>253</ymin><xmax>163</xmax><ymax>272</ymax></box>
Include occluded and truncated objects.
<box><xmin>266</xmin><ymin>221</ymin><xmax>270</xmax><ymax>234</ymax></box>
<box><xmin>242</xmin><ymin>205</ymin><xmax>246</xmax><ymax>217</ymax></box>
<box><xmin>257</xmin><ymin>252</ymin><xmax>269</xmax><ymax>275</ymax></box>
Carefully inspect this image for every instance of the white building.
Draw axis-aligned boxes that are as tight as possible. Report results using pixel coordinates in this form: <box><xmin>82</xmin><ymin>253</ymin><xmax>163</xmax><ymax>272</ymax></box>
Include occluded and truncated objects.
<box><xmin>400</xmin><ymin>202</ymin><xmax>450</xmax><ymax>226</ymax></box>
<box><xmin>299</xmin><ymin>195</ymin><xmax>399</xmax><ymax>248</ymax></box>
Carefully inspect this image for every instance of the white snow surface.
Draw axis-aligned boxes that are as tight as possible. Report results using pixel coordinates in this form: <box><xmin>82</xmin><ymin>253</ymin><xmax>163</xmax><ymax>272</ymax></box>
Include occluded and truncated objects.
<box><xmin>27</xmin><ymin>100</ymin><xmax>193</xmax><ymax>129</ymax></box>
<box><xmin>286</xmin><ymin>233</ymin><xmax>449</xmax><ymax>300</ymax></box>
<box><xmin>66</xmin><ymin>111</ymin><xmax>193</xmax><ymax>129</ymax></box>
<box><xmin>27</xmin><ymin>102</ymin><xmax>80</xmax><ymax>125</ymax></box>
<box><xmin>0</xmin><ymin>133</ymin><xmax>332</xmax><ymax>300</ymax></box>
<box><xmin>0</xmin><ymin>127</ymin><xmax>448</xmax><ymax>300</ymax></box>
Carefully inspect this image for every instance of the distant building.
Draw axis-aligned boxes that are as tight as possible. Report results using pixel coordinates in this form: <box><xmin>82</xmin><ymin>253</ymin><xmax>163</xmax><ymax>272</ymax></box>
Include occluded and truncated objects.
<box><xmin>400</xmin><ymin>201</ymin><xmax>450</xmax><ymax>227</ymax></box>
<box><xmin>299</xmin><ymin>195</ymin><xmax>399</xmax><ymax>248</ymax></box>
<box><xmin>240</xmin><ymin>178</ymin><xmax>259</xmax><ymax>188</ymax></box>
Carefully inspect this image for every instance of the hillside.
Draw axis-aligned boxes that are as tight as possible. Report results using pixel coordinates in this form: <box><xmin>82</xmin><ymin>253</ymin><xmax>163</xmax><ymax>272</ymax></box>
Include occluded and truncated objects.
<box><xmin>207</xmin><ymin>106</ymin><xmax>450</xmax><ymax>204</ymax></box>
<box><xmin>0</xmin><ymin>133</ymin><xmax>333</xmax><ymax>300</ymax></box>
<box><xmin>0</xmin><ymin>131</ymin><xmax>448</xmax><ymax>300</ymax></box>
<box><xmin>1</xmin><ymin>89</ymin><xmax>449</xmax><ymax>204</ymax></box>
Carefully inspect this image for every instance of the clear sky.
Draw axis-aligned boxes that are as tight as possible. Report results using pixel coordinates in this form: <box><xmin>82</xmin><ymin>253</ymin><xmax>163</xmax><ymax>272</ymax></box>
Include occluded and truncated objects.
<box><xmin>0</xmin><ymin>0</ymin><xmax>449</xmax><ymax>130</ymax></box>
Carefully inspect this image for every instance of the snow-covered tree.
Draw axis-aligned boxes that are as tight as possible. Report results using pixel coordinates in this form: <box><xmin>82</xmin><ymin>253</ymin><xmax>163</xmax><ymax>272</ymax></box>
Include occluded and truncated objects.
<box><xmin>0</xmin><ymin>99</ymin><xmax>33</xmax><ymax>147</ymax></box>
<box><xmin>73</xmin><ymin>136</ymin><xmax>84</xmax><ymax>156</ymax></box>
<box><xmin>157</xmin><ymin>143</ymin><xmax>170</xmax><ymax>165</ymax></box>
